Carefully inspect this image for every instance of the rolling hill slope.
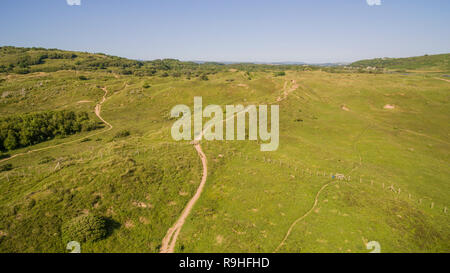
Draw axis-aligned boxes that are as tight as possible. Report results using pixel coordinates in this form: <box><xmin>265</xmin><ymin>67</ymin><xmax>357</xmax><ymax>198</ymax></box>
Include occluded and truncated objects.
<box><xmin>0</xmin><ymin>48</ymin><xmax>449</xmax><ymax>253</ymax></box>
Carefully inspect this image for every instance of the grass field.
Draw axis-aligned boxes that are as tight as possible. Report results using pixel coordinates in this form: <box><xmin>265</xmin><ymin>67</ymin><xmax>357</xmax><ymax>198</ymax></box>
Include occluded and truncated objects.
<box><xmin>0</xmin><ymin>51</ymin><xmax>449</xmax><ymax>252</ymax></box>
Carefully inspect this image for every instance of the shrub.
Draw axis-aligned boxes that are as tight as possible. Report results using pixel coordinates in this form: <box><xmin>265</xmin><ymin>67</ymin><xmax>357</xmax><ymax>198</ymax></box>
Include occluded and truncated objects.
<box><xmin>78</xmin><ymin>75</ymin><xmax>88</xmax><ymax>80</ymax></box>
<box><xmin>274</xmin><ymin>71</ymin><xmax>285</xmax><ymax>76</ymax></box>
<box><xmin>61</xmin><ymin>215</ymin><xmax>107</xmax><ymax>243</ymax></box>
<box><xmin>0</xmin><ymin>163</ymin><xmax>13</xmax><ymax>172</ymax></box>
<box><xmin>38</xmin><ymin>156</ymin><xmax>55</xmax><ymax>164</ymax></box>
<box><xmin>14</xmin><ymin>67</ymin><xmax>30</xmax><ymax>74</ymax></box>
<box><xmin>25</xmin><ymin>198</ymin><xmax>36</xmax><ymax>209</ymax></box>
<box><xmin>200</xmin><ymin>74</ymin><xmax>209</xmax><ymax>81</ymax></box>
<box><xmin>114</xmin><ymin>129</ymin><xmax>130</xmax><ymax>138</ymax></box>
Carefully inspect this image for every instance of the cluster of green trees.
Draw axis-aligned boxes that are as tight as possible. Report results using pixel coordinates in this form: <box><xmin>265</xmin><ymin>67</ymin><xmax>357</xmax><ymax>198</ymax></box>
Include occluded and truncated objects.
<box><xmin>0</xmin><ymin>110</ymin><xmax>100</xmax><ymax>151</ymax></box>
<box><xmin>0</xmin><ymin>46</ymin><xmax>225</xmax><ymax>77</ymax></box>
<box><xmin>0</xmin><ymin>46</ymin><xmax>78</xmax><ymax>74</ymax></box>
<box><xmin>0</xmin><ymin>46</ymin><xmax>320</xmax><ymax>77</ymax></box>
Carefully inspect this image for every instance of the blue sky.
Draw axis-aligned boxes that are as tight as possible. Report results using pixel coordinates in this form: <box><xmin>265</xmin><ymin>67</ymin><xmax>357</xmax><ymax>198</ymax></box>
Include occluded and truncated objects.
<box><xmin>0</xmin><ymin>0</ymin><xmax>449</xmax><ymax>63</ymax></box>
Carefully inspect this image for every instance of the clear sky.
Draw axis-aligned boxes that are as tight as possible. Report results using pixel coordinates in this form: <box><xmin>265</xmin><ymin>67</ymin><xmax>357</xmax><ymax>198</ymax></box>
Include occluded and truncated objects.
<box><xmin>0</xmin><ymin>0</ymin><xmax>449</xmax><ymax>63</ymax></box>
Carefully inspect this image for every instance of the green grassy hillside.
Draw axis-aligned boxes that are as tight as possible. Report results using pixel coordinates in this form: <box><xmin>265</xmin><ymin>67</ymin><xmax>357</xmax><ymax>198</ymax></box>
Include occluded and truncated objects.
<box><xmin>0</xmin><ymin>48</ymin><xmax>449</xmax><ymax>253</ymax></box>
<box><xmin>350</xmin><ymin>53</ymin><xmax>450</xmax><ymax>72</ymax></box>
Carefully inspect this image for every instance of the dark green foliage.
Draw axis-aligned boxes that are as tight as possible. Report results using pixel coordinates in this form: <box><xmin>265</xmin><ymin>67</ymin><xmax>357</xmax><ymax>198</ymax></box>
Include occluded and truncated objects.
<box><xmin>114</xmin><ymin>129</ymin><xmax>130</xmax><ymax>138</ymax></box>
<box><xmin>200</xmin><ymin>74</ymin><xmax>209</xmax><ymax>81</ymax></box>
<box><xmin>61</xmin><ymin>215</ymin><xmax>107</xmax><ymax>243</ymax></box>
<box><xmin>274</xmin><ymin>71</ymin><xmax>286</xmax><ymax>76</ymax></box>
<box><xmin>0</xmin><ymin>110</ymin><xmax>100</xmax><ymax>151</ymax></box>
<box><xmin>78</xmin><ymin>75</ymin><xmax>88</xmax><ymax>80</ymax></box>
<box><xmin>0</xmin><ymin>163</ymin><xmax>13</xmax><ymax>172</ymax></box>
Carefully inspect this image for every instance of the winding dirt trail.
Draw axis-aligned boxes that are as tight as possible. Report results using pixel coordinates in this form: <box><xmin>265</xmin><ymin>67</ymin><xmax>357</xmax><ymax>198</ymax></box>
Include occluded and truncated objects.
<box><xmin>435</xmin><ymin>77</ymin><xmax>450</xmax><ymax>83</ymax></box>
<box><xmin>0</xmin><ymin>87</ymin><xmax>112</xmax><ymax>164</ymax></box>
<box><xmin>273</xmin><ymin>124</ymin><xmax>370</xmax><ymax>252</ymax></box>
<box><xmin>160</xmin><ymin>79</ymin><xmax>298</xmax><ymax>253</ymax></box>
<box><xmin>274</xmin><ymin>180</ymin><xmax>333</xmax><ymax>252</ymax></box>
<box><xmin>277</xmin><ymin>80</ymin><xmax>299</xmax><ymax>102</ymax></box>
<box><xmin>160</xmin><ymin>142</ymin><xmax>207</xmax><ymax>253</ymax></box>
<box><xmin>160</xmin><ymin>105</ymin><xmax>253</xmax><ymax>253</ymax></box>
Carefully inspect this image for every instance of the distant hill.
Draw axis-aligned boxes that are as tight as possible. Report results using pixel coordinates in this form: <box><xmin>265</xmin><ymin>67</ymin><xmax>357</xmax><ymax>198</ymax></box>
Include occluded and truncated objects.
<box><xmin>0</xmin><ymin>46</ymin><xmax>221</xmax><ymax>76</ymax></box>
<box><xmin>0</xmin><ymin>46</ymin><xmax>318</xmax><ymax>76</ymax></box>
<box><xmin>350</xmin><ymin>53</ymin><xmax>450</xmax><ymax>72</ymax></box>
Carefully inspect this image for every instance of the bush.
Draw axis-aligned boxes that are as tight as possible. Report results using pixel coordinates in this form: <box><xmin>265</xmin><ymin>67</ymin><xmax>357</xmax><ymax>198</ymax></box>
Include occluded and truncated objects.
<box><xmin>78</xmin><ymin>75</ymin><xmax>88</xmax><ymax>80</ymax></box>
<box><xmin>274</xmin><ymin>71</ymin><xmax>285</xmax><ymax>76</ymax></box>
<box><xmin>114</xmin><ymin>129</ymin><xmax>130</xmax><ymax>138</ymax></box>
<box><xmin>61</xmin><ymin>215</ymin><xmax>107</xmax><ymax>243</ymax></box>
<box><xmin>200</xmin><ymin>74</ymin><xmax>209</xmax><ymax>81</ymax></box>
<box><xmin>38</xmin><ymin>156</ymin><xmax>55</xmax><ymax>164</ymax></box>
<box><xmin>0</xmin><ymin>163</ymin><xmax>13</xmax><ymax>172</ymax></box>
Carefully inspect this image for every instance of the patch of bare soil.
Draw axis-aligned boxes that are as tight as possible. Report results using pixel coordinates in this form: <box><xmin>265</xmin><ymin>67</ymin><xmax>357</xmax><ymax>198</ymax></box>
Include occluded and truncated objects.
<box><xmin>341</xmin><ymin>105</ymin><xmax>350</xmax><ymax>111</ymax></box>
<box><xmin>277</xmin><ymin>80</ymin><xmax>299</xmax><ymax>102</ymax></box>
<box><xmin>216</xmin><ymin>235</ymin><xmax>224</xmax><ymax>245</ymax></box>
<box><xmin>384</xmin><ymin>104</ymin><xmax>395</xmax><ymax>109</ymax></box>
<box><xmin>139</xmin><ymin>217</ymin><xmax>150</xmax><ymax>224</ymax></box>
<box><xmin>125</xmin><ymin>220</ymin><xmax>135</xmax><ymax>229</ymax></box>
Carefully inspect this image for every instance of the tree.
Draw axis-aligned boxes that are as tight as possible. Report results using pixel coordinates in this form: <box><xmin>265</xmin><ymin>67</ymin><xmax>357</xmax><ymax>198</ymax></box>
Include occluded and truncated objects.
<box><xmin>4</xmin><ymin>130</ymin><xmax>18</xmax><ymax>150</ymax></box>
<box><xmin>62</xmin><ymin>215</ymin><xmax>108</xmax><ymax>243</ymax></box>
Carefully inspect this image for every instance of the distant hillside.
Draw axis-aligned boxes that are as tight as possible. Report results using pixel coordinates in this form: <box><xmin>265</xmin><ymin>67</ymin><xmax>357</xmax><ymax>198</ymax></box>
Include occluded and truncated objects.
<box><xmin>0</xmin><ymin>46</ymin><xmax>223</xmax><ymax>77</ymax></box>
<box><xmin>0</xmin><ymin>46</ymin><xmax>316</xmax><ymax>77</ymax></box>
<box><xmin>350</xmin><ymin>53</ymin><xmax>450</xmax><ymax>72</ymax></box>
